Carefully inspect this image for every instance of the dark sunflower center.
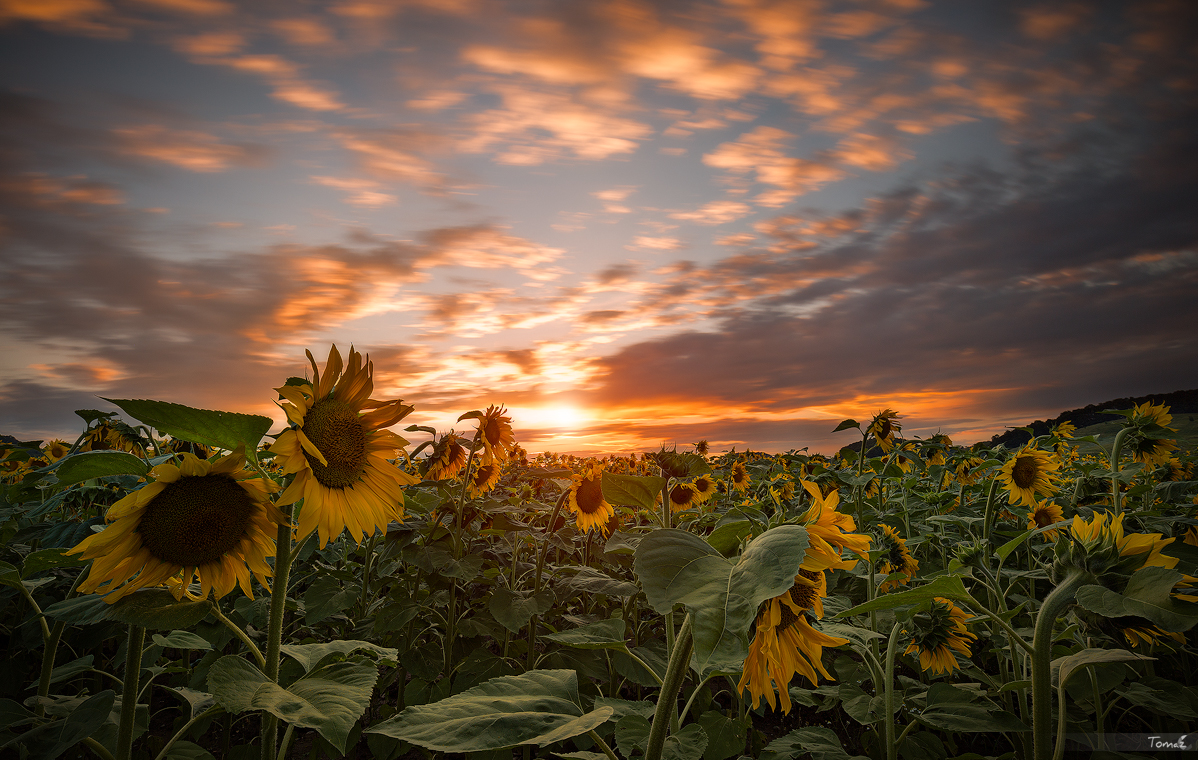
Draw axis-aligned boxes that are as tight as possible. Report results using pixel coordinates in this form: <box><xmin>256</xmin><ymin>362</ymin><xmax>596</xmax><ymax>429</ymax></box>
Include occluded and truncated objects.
<box><xmin>484</xmin><ymin>418</ymin><xmax>504</xmax><ymax>447</ymax></box>
<box><xmin>1011</xmin><ymin>455</ymin><xmax>1038</xmax><ymax>489</ymax></box>
<box><xmin>301</xmin><ymin>399</ymin><xmax>367</xmax><ymax>489</ymax></box>
<box><xmin>138</xmin><ymin>474</ymin><xmax>255</xmax><ymax>566</ymax></box>
<box><xmin>789</xmin><ymin>570</ymin><xmax>821</xmax><ymax>610</ymax></box>
<box><xmin>694</xmin><ymin>478</ymin><xmax>712</xmax><ymax>494</ymax></box>
<box><xmin>473</xmin><ymin>464</ymin><xmax>497</xmax><ymax>484</ymax></box>
<box><xmin>777</xmin><ymin>599</ymin><xmax>800</xmax><ymax>632</ymax></box>
<box><xmin>576</xmin><ymin>477</ymin><xmax>605</xmax><ymax>514</ymax></box>
<box><xmin>733</xmin><ymin>468</ymin><xmax>746</xmax><ymax>483</ymax></box>
<box><xmin>670</xmin><ymin>485</ymin><xmax>693</xmax><ymax>507</ymax></box>
<box><xmin>878</xmin><ymin>419</ymin><xmax>892</xmax><ymax>439</ymax></box>
<box><xmin>1033</xmin><ymin>507</ymin><xmax>1054</xmax><ymax>528</ymax></box>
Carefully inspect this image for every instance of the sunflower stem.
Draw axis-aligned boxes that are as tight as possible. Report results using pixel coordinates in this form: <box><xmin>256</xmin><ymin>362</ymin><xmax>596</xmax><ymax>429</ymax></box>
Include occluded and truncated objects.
<box><xmin>884</xmin><ymin>621</ymin><xmax>903</xmax><ymax>760</ymax></box>
<box><xmin>210</xmin><ymin>599</ymin><xmax>266</xmax><ymax>669</ymax></box>
<box><xmin>153</xmin><ymin>705</ymin><xmax>223</xmax><ymax>760</ymax></box>
<box><xmin>1108</xmin><ymin>426</ymin><xmax>1130</xmax><ymax>514</ymax></box>
<box><xmin>644</xmin><ymin>614</ymin><xmax>693</xmax><ymax>760</ymax></box>
<box><xmin>526</xmin><ymin>490</ymin><xmax>568</xmax><ymax>672</ymax></box>
<box><xmin>116</xmin><ymin>623</ymin><xmax>145</xmax><ymax>760</ymax></box>
<box><xmin>260</xmin><ymin>502</ymin><xmax>295</xmax><ymax>760</ymax></box>
<box><xmin>36</xmin><ymin>568</ymin><xmax>88</xmax><ymax>718</ymax></box>
<box><xmin>588</xmin><ymin>730</ymin><xmax>621</xmax><ymax>760</ymax></box>
<box><xmin>1032</xmin><ymin>570</ymin><xmax>1089</xmax><ymax>760</ymax></box>
<box><xmin>981</xmin><ymin>475</ymin><xmax>1000</xmax><ymax>548</ymax></box>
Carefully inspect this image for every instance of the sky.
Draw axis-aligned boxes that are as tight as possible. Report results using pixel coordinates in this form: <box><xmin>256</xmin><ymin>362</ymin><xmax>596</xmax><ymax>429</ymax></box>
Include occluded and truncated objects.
<box><xmin>1</xmin><ymin>0</ymin><xmax>1196</xmax><ymax>456</ymax></box>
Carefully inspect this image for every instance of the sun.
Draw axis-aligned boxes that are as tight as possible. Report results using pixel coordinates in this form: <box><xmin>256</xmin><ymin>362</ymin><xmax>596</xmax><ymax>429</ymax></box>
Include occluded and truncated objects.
<box><xmin>520</xmin><ymin>404</ymin><xmax>586</xmax><ymax>430</ymax></box>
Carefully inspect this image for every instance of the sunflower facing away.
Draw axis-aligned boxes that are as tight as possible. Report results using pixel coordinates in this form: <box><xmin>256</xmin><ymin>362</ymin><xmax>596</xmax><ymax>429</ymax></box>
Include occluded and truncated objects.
<box><xmin>798</xmin><ymin>481</ymin><xmax>871</xmax><ymax>572</ymax></box>
<box><xmin>424</xmin><ymin>432</ymin><xmax>468</xmax><ymax>481</ymax></box>
<box><xmin>272</xmin><ymin>345</ymin><xmax>418</xmax><ymax>548</ymax></box>
<box><xmin>877</xmin><ymin>524</ymin><xmax>919</xmax><ymax>593</ymax></box>
<box><xmin>568</xmin><ymin>462</ymin><xmax>615</xmax><ymax>534</ymax></box>
<box><xmin>739</xmin><ymin>568</ymin><xmax>847</xmax><ymax>713</ymax></box>
<box><xmin>460</xmin><ymin>404</ymin><xmax>516</xmax><ymax>466</ymax></box>
<box><xmin>997</xmin><ymin>444</ymin><xmax>1061</xmax><ymax>508</ymax></box>
<box><xmin>67</xmin><ymin>449</ymin><xmax>284</xmax><ymax>602</ymax></box>
<box><xmin>867</xmin><ymin>409</ymin><xmax>902</xmax><ymax>453</ymax></box>
<box><xmin>904</xmin><ymin>597</ymin><xmax>977</xmax><ymax>676</ymax></box>
<box><xmin>1027</xmin><ymin>500</ymin><xmax>1065</xmax><ymax>541</ymax></box>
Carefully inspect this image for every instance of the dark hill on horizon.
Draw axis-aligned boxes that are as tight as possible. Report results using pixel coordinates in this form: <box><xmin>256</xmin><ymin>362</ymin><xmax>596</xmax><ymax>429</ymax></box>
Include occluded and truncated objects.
<box><xmin>987</xmin><ymin>387</ymin><xmax>1198</xmax><ymax>449</ymax></box>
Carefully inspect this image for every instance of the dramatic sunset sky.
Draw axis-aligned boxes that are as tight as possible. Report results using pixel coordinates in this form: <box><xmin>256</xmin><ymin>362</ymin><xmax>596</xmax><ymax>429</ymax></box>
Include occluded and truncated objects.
<box><xmin>1</xmin><ymin>0</ymin><xmax>1195</xmax><ymax>455</ymax></box>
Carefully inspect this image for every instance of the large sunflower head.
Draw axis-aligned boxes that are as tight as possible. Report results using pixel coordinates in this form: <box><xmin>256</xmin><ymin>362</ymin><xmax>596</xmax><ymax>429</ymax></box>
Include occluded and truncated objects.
<box><xmin>271</xmin><ymin>345</ymin><xmax>418</xmax><ymax>548</ymax></box>
<box><xmin>1128</xmin><ymin>433</ymin><xmax>1178</xmax><ymax>467</ymax></box>
<box><xmin>1028</xmin><ymin>500</ymin><xmax>1065</xmax><ymax>541</ymax></box>
<box><xmin>729</xmin><ymin>461</ymin><xmax>750</xmax><ymax>493</ymax></box>
<box><xmin>998</xmin><ymin>444</ymin><xmax>1061</xmax><ymax>508</ymax></box>
<box><xmin>67</xmin><ymin>448</ymin><xmax>283</xmax><ymax>602</ymax></box>
<box><xmin>690</xmin><ymin>474</ymin><xmax>717</xmax><ymax>502</ymax></box>
<box><xmin>668</xmin><ymin>482</ymin><xmax>700</xmax><ymax>512</ymax></box>
<box><xmin>460</xmin><ymin>405</ymin><xmax>516</xmax><ymax>466</ymax></box>
<box><xmin>877</xmin><ymin>524</ymin><xmax>919</xmax><ymax>593</ymax></box>
<box><xmin>1130</xmin><ymin>401</ymin><xmax>1173</xmax><ymax>430</ymax></box>
<box><xmin>424</xmin><ymin>432</ymin><xmax>468</xmax><ymax>481</ymax></box>
<box><xmin>1054</xmin><ymin>510</ymin><xmax>1178</xmax><ymax>581</ymax></box>
<box><xmin>568</xmin><ymin>462</ymin><xmax>615</xmax><ymax>535</ymax></box>
<box><xmin>44</xmin><ymin>439</ymin><xmax>71</xmax><ymax>462</ymax></box>
<box><xmin>467</xmin><ymin>461</ymin><xmax>503</xmax><ymax>497</ymax></box>
<box><xmin>867</xmin><ymin>409</ymin><xmax>902</xmax><ymax>453</ymax></box>
<box><xmin>953</xmin><ymin>455</ymin><xmax>985</xmax><ymax>486</ymax></box>
<box><xmin>903</xmin><ymin>598</ymin><xmax>977</xmax><ymax>676</ymax></box>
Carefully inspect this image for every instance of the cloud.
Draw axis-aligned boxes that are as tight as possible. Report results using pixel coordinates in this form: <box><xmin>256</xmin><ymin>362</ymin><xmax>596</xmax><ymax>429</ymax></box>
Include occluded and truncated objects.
<box><xmin>113</xmin><ymin>124</ymin><xmax>267</xmax><ymax>172</ymax></box>
<box><xmin>310</xmin><ymin>175</ymin><xmax>397</xmax><ymax>207</ymax></box>
<box><xmin>704</xmin><ymin>126</ymin><xmax>845</xmax><ymax>206</ymax></box>
<box><xmin>669</xmin><ymin>200</ymin><xmax>752</xmax><ymax>225</ymax></box>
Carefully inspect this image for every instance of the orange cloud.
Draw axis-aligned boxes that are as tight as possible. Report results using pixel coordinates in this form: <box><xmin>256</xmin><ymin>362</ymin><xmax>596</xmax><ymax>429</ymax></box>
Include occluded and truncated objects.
<box><xmin>114</xmin><ymin>125</ymin><xmax>265</xmax><ymax>172</ymax></box>
<box><xmin>704</xmin><ymin>126</ymin><xmax>845</xmax><ymax>206</ymax></box>
<box><xmin>310</xmin><ymin>176</ymin><xmax>397</xmax><ymax>207</ymax></box>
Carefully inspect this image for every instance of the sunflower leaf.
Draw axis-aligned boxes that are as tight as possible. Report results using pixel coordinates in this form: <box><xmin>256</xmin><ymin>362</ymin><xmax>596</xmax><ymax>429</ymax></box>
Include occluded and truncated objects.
<box><xmin>53</xmin><ymin>451</ymin><xmax>148</xmax><ymax>486</ymax></box>
<box><xmin>101</xmin><ymin>398</ymin><xmax>272</xmax><ymax>463</ymax></box>
<box><xmin>634</xmin><ymin>525</ymin><xmax>809</xmax><ymax>676</ymax></box>
<box><xmin>1051</xmin><ymin>648</ymin><xmax>1153</xmax><ymax>689</ymax></box>
<box><xmin>1074</xmin><ymin>566</ymin><xmax>1198</xmax><ymax>633</ymax></box>
<box><xmin>365</xmin><ymin>669</ymin><xmax>612</xmax><ymax>752</ymax></box>
<box><xmin>209</xmin><ymin>656</ymin><xmax>378</xmax><ymax>754</ymax></box>
<box><xmin>834</xmin><ymin>575</ymin><xmax>978</xmax><ymax>618</ymax></box>
<box><xmin>106</xmin><ymin>588</ymin><xmax>212</xmax><ymax>630</ymax></box>
<box><xmin>602</xmin><ymin>472</ymin><xmax>666</xmax><ymax>510</ymax></box>
<box><xmin>540</xmin><ymin>618</ymin><xmax>628</xmax><ymax>651</ymax></box>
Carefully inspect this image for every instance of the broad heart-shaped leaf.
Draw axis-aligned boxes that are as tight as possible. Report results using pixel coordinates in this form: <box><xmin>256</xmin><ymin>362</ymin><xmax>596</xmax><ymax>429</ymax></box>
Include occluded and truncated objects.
<box><xmin>106</xmin><ymin>588</ymin><xmax>212</xmax><ymax>630</ymax></box>
<box><xmin>21</xmin><ymin>548</ymin><xmax>86</xmax><ymax>577</ymax></box>
<box><xmin>366</xmin><ymin>669</ymin><xmax>612</xmax><ymax>752</ymax></box>
<box><xmin>614</xmin><ymin>716</ymin><xmax>708</xmax><ymax>760</ymax></box>
<box><xmin>488</xmin><ymin>587</ymin><xmax>555</xmax><ymax>634</ymax></box>
<box><xmin>1075</xmin><ymin>566</ymin><xmax>1198</xmax><ymax>632</ymax></box>
<box><xmin>635</xmin><ymin>526</ymin><xmax>809</xmax><ymax>676</ymax></box>
<box><xmin>102</xmin><ymin>398</ymin><xmax>272</xmax><ymax>462</ymax></box>
<box><xmin>45</xmin><ymin>689</ymin><xmax>117</xmax><ymax>759</ymax></box>
<box><xmin>760</xmin><ymin>726</ymin><xmax>869</xmax><ymax>760</ymax></box>
<box><xmin>602</xmin><ymin>472</ymin><xmax>666</xmax><ymax>510</ymax></box>
<box><xmin>831</xmin><ymin>418</ymin><xmax>860</xmax><ymax>433</ymax></box>
<box><xmin>540</xmin><ymin>618</ymin><xmax>628</xmax><ymax>651</ymax></box>
<box><xmin>42</xmin><ymin>593</ymin><xmax>112</xmax><ymax>625</ymax></box>
<box><xmin>209</xmin><ymin>655</ymin><xmax>378</xmax><ymax>754</ymax></box>
<box><xmin>1051</xmin><ymin>648</ymin><xmax>1154</xmax><ymax>689</ymax></box>
<box><xmin>53</xmin><ymin>451</ymin><xmax>148</xmax><ymax>486</ymax></box>
<box><xmin>153</xmin><ymin>630</ymin><xmax>214</xmax><ymax>650</ymax></box>
<box><xmin>696</xmin><ymin>710</ymin><xmax>749</xmax><ymax>760</ymax></box>
<box><xmin>705</xmin><ymin>520</ymin><xmax>753</xmax><ymax>557</ymax></box>
<box><xmin>303</xmin><ymin>576</ymin><xmax>357</xmax><ymax>625</ymax></box>
<box><xmin>835</xmin><ymin>575</ymin><xmax>978</xmax><ymax>618</ymax></box>
<box><xmin>280</xmin><ymin>640</ymin><xmax>398</xmax><ymax>674</ymax></box>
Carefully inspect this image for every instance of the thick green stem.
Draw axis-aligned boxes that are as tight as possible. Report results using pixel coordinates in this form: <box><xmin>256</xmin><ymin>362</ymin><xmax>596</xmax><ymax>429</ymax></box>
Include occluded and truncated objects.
<box><xmin>884</xmin><ymin>622</ymin><xmax>903</xmax><ymax>760</ymax></box>
<box><xmin>1032</xmin><ymin>571</ymin><xmax>1089</xmax><ymax>760</ymax></box>
<box><xmin>260</xmin><ymin>503</ymin><xmax>295</xmax><ymax>760</ymax></box>
<box><xmin>210</xmin><ymin>600</ymin><xmax>266</xmax><ymax>669</ymax></box>
<box><xmin>1108</xmin><ymin>427</ymin><xmax>1130</xmax><ymax>513</ymax></box>
<box><xmin>153</xmin><ymin>705</ymin><xmax>223</xmax><ymax>760</ymax></box>
<box><xmin>36</xmin><ymin>570</ymin><xmax>88</xmax><ymax>717</ymax></box>
<box><xmin>588</xmin><ymin>730</ymin><xmax>621</xmax><ymax>760</ymax></box>
<box><xmin>116</xmin><ymin>624</ymin><xmax>145</xmax><ymax>760</ymax></box>
<box><xmin>645</xmin><ymin>615</ymin><xmax>693</xmax><ymax>760</ymax></box>
<box><xmin>981</xmin><ymin>476</ymin><xmax>1001</xmax><ymax>547</ymax></box>
<box><xmin>276</xmin><ymin>723</ymin><xmax>296</xmax><ymax>760</ymax></box>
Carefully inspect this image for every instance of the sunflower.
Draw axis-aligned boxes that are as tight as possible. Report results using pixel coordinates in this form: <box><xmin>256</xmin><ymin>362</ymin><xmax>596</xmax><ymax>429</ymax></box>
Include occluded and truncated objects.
<box><xmin>1027</xmin><ymin>500</ymin><xmax>1065</xmax><ymax>541</ymax></box>
<box><xmin>953</xmin><ymin>455</ymin><xmax>985</xmax><ymax>486</ymax></box>
<box><xmin>1128</xmin><ymin>433</ymin><xmax>1178</xmax><ymax>467</ymax></box>
<box><xmin>798</xmin><ymin>481</ymin><xmax>871</xmax><ymax>572</ymax></box>
<box><xmin>693</xmin><ymin>439</ymin><xmax>710</xmax><ymax>456</ymax></box>
<box><xmin>460</xmin><ymin>405</ymin><xmax>516</xmax><ymax>466</ymax></box>
<box><xmin>1122</xmin><ymin>622</ymin><xmax>1186</xmax><ymax>649</ymax></box>
<box><xmin>67</xmin><ymin>449</ymin><xmax>283</xmax><ymax>602</ymax></box>
<box><xmin>730</xmin><ymin>461</ymin><xmax>750</xmax><ymax>493</ymax></box>
<box><xmin>568</xmin><ymin>462</ymin><xmax>615</xmax><ymax>534</ymax></box>
<box><xmin>690</xmin><ymin>474</ymin><xmax>717</xmax><ymax>503</ymax></box>
<box><xmin>44</xmin><ymin>439</ymin><xmax>71</xmax><ymax>462</ymax></box>
<box><xmin>903</xmin><ymin>598</ymin><xmax>977</xmax><ymax>676</ymax></box>
<box><xmin>1186</xmin><ymin>525</ymin><xmax>1198</xmax><ymax>547</ymax></box>
<box><xmin>877</xmin><ymin>524</ymin><xmax>919</xmax><ymax>593</ymax></box>
<box><xmin>1131</xmin><ymin>401</ymin><xmax>1173</xmax><ymax>429</ymax></box>
<box><xmin>668</xmin><ymin>482</ymin><xmax>699</xmax><ymax>512</ymax></box>
<box><xmin>271</xmin><ymin>345</ymin><xmax>418</xmax><ymax>549</ymax></box>
<box><xmin>166</xmin><ymin>438</ymin><xmax>212</xmax><ymax>459</ymax></box>
<box><xmin>867</xmin><ymin>409</ymin><xmax>902</xmax><ymax>453</ymax></box>
<box><xmin>997</xmin><ymin>444</ymin><xmax>1060</xmax><ymax>508</ymax></box>
<box><xmin>738</xmin><ymin>569</ymin><xmax>847</xmax><ymax>713</ymax></box>
<box><xmin>1053</xmin><ymin>421</ymin><xmax>1076</xmax><ymax>439</ymax></box>
<box><xmin>424</xmin><ymin>432</ymin><xmax>468</xmax><ymax>481</ymax></box>
<box><xmin>467</xmin><ymin>461</ymin><xmax>502</xmax><ymax>497</ymax></box>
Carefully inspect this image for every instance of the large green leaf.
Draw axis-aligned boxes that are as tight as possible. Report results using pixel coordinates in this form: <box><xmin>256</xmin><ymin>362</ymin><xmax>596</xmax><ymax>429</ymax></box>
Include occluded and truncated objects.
<box><xmin>558</xmin><ymin>567</ymin><xmax>640</xmax><ymax>597</ymax></box>
<box><xmin>488</xmin><ymin>587</ymin><xmax>555</xmax><ymax>634</ymax></box>
<box><xmin>760</xmin><ymin>726</ymin><xmax>869</xmax><ymax>760</ymax></box>
<box><xmin>614</xmin><ymin>717</ymin><xmax>707</xmax><ymax>760</ymax></box>
<box><xmin>366</xmin><ymin>669</ymin><xmax>612</xmax><ymax>752</ymax></box>
<box><xmin>835</xmin><ymin>575</ymin><xmax>977</xmax><ymax>618</ymax></box>
<box><xmin>280</xmin><ymin>640</ymin><xmax>398</xmax><ymax>674</ymax></box>
<box><xmin>102</xmin><ymin>398</ymin><xmax>272</xmax><ymax>461</ymax></box>
<box><xmin>540</xmin><ymin>618</ymin><xmax>628</xmax><ymax>651</ymax></box>
<box><xmin>209</xmin><ymin>655</ymin><xmax>378</xmax><ymax>754</ymax></box>
<box><xmin>705</xmin><ymin>520</ymin><xmax>753</xmax><ymax>556</ymax></box>
<box><xmin>917</xmin><ymin>704</ymin><xmax>1028</xmax><ymax>733</ymax></box>
<box><xmin>107</xmin><ymin>588</ymin><xmax>212</xmax><ymax>630</ymax></box>
<box><xmin>20</xmin><ymin>547</ymin><xmax>86</xmax><ymax>577</ymax></box>
<box><xmin>634</xmin><ymin>526</ymin><xmax>809</xmax><ymax>675</ymax></box>
<box><xmin>602</xmin><ymin>472</ymin><xmax>666</xmax><ymax>511</ymax></box>
<box><xmin>1051</xmin><ymin>648</ymin><xmax>1153</xmax><ymax>689</ymax></box>
<box><xmin>42</xmin><ymin>594</ymin><xmax>112</xmax><ymax>625</ymax></box>
<box><xmin>303</xmin><ymin>576</ymin><xmax>357</xmax><ymax>625</ymax></box>
<box><xmin>696</xmin><ymin>710</ymin><xmax>748</xmax><ymax>760</ymax></box>
<box><xmin>1074</xmin><ymin>566</ymin><xmax>1198</xmax><ymax>632</ymax></box>
<box><xmin>53</xmin><ymin>451</ymin><xmax>147</xmax><ymax>486</ymax></box>
<box><xmin>152</xmin><ymin>630</ymin><xmax>214</xmax><ymax>651</ymax></box>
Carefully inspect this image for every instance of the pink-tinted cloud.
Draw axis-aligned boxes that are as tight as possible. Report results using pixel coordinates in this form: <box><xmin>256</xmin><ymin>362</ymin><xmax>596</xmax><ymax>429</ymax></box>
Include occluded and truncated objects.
<box><xmin>113</xmin><ymin>124</ymin><xmax>267</xmax><ymax>172</ymax></box>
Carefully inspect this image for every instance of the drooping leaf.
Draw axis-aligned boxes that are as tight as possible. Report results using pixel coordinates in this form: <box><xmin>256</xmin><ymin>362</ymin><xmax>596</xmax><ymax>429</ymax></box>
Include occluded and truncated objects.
<box><xmin>45</xmin><ymin>690</ymin><xmax>117</xmax><ymax>759</ymax></box>
<box><xmin>1074</xmin><ymin>566</ymin><xmax>1198</xmax><ymax>632</ymax></box>
<box><xmin>53</xmin><ymin>451</ymin><xmax>148</xmax><ymax>486</ymax></box>
<box><xmin>540</xmin><ymin>618</ymin><xmax>628</xmax><ymax>651</ymax></box>
<box><xmin>20</xmin><ymin>547</ymin><xmax>86</xmax><ymax>577</ymax></box>
<box><xmin>280</xmin><ymin>640</ymin><xmax>398</xmax><ymax>674</ymax></box>
<box><xmin>761</xmin><ymin>726</ymin><xmax>869</xmax><ymax>760</ymax></box>
<box><xmin>161</xmin><ymin>740</ymin><xmax>216</xmax><ymax>760</ymax></box>
<box><xmin>101</xmin><ymin>398</ymin><xmax>272</xmax><ymax>462</ymax></box>
<box><xmin>165</xmin><ymin>687</ymin><xmax>216</xmax><ymax>720</ymax></box>
<box><xmin>152</xmin><ymin>630</ymin><xmax>214</xmax><ymax>651</ymax></box>
<box><xmin>1051</xmin><ymin>648</ymin><xmax>1154</xmax><ymax>689</ymax></box>
<box><xmin>602</xmin><ymin>472</ymin><xmax>667</xmax><ymax>511</ymax></box>
<box><xmin>303</xmin><ymin>576</ymin><xmax>357</xmax><ymax>625</ymax></box>
<box><xmin>366</xmin><ymin>669</ymin><xmax>612</xmax><ymax>752</ymax></box>
<box><xmin>831</xmin><ymin>419</ymin><xmax>860</xmax><ymax>433</ymax></box>
<box><xmin>835</xmin><ymin>575</ymin><xmax>977</xmax><ymax>618</ymax></box>
<box><xmin>488</xmin><ymin>587</ymin><xmax>555</xmax><ymax>634</ymax></box>
<box><xmin>634</xmin><ymin>526</ymin><xmax>809</xmax><ymax>675</ymax></box>
<box><xmin>107</xmin><ymin>588</ymin><xmax>211</xmax><ymax>630</ymax></box>
<box><xmin>558</xmin><ymin>566</ymin><xmax>640</xmax><ymax>597</ymax></box>
<box><xmin>42</xmin><ymin>593</ymin><xmax>112</xmax><ymax>626</ymax></box>
<box><xmin>209</xmin><ymin>656</ymin><xmax>379</xmax><ymax>754</ymax></box>
<box><xmin>34</xmin><ymin>656</ymin><xmax>94</xmax><ymax>689</ymax></box>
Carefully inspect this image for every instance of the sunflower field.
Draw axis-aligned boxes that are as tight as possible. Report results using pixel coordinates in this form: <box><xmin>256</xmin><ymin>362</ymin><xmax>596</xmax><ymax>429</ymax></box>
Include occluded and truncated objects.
<box><xmin>2</xmin><ymin>345</ymin><xmax>1197</xmax><ymax>760</ymax></box>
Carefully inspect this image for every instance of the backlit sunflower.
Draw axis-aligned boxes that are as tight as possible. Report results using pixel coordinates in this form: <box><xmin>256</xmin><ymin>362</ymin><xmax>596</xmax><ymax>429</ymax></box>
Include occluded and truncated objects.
<box><xmin>730</xmin><ymin>461</ymin><xmax>750</xmax><ymax>493</ymax></box>
<box><xmin>903</xmin><ymin>598</ymin><xmax>977</xmax><ymax>676</ymax></box>
<box><xmin>466</xmin><ymin>461</ymin><xmax>502</xmax><ymax>497</ymax></box>
<box><xmin>1128</xmin><ymin>433</ymin><xmax>1178</xmax><ymax>467</ymax></box>
<box><xmin>271</xmin><ymin>345</ymin><xmax>418</xmax><ymax>548</ymax></box>
<box><xmin>997</xmin><ymin>444</ymin><xmax>1060</xmax><ymax>508</ymax></box>
<box><xmin>460</xmin><ymin>405</ymin><xmax>516</xmax><ymax>466</ymax></box>
<box><xmin>693</xmin><ymin>439</ymin><xmax>710</xmax><ymax>456</ymax></box>
<box><xmin>1131</xmin><ymin>401</ymin><xmax>1173</xmax><ymax>428</ymax></box>
<box><xmin>739</xmin><ymin>568</ymin><xmax>847</xmax><ymax>713</ymax></box>
<box><xmin>1028</xmin><ymin>500</ymin><xmax>1065</xmax><ymax>541</ymax></box>
<box><xmin>953</xmin><ymin>456</ymin><xmax>985</xmax><ymax>486</ymax></box>
<box><xmin>867</xmin><ymin>409</ymin><xmax>902</xmax><ymax>453</ymax></box>
<box><xmin>67</xmin><ymin>449</ymin><xmax>283</xmax><ymax>602</ymax></box>
<box><xmin>424</xmin><ymin>432</ymin><xmax>468</xmax><ymax>481</ymax></box>
<box><xmin>798</xmin><ymin>481</ymin><xmax>871</xmax><ymax>572</ymax></box>
<box><xmin>877</xmin><ymin>524</ymin><xmax>919</xmax><ymax>593</ymax></box>
<box><xmin>690</xmin><ymin>474</ymin><xmax>717</xmax><ymax>503</ymax></box>
<box><xmin>668</xmin><ymin>482</ymin><xmax>699</xmax><ymax>512</ymax></box>
<box><xmin>568</xmin><ymin>462</ymin><xmax>615</xmax><ymax>534</ymax></box>
<box><xmin>1053</xmin><ymin>421</ymin><xmax>1076</xmax><ymax>439</ymax></box>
